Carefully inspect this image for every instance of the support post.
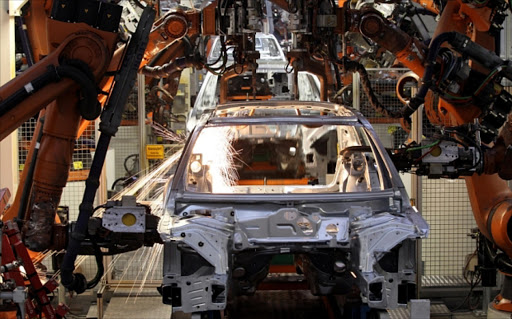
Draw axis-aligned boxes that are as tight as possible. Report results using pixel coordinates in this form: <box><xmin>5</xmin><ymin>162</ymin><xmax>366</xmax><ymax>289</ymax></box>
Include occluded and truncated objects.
<box><xmin>137</xmin><ymin>74</ymin><xmax>147</xmax><ymax>175</ymax></box>
<box><xmin>352</xmin><ymin>72</ymin><xmax>360</xmax><ymax>110</ymax></box>
<box><xmin>0</xmin><ymin>2</ymin><xmax>18</xmax><ymax>201</ymax></box>
<box><xmin>411</xmin><ymin>90</ymin><xmax>424</xmax><ymax>299</ymax></box>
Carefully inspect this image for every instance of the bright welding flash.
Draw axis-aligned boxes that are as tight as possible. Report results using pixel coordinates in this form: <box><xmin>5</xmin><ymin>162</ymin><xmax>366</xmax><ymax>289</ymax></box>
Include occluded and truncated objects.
<box><xmin>190</xmin><ymin>161</ymin><xmax>202</xmax><ymax>173</ymax></box>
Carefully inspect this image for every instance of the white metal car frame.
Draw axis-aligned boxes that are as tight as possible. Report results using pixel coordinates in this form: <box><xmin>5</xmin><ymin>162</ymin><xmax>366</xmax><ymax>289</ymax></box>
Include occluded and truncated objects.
<box><xmin>160</xmin><ymin>101</ymin><xmax>429</xmax><ymax>316</ymax></box>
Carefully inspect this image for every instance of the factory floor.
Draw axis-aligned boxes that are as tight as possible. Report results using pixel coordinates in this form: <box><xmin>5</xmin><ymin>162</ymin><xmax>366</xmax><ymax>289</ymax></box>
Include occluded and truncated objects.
<box><xmin>63</xmin><ymin>287</ymin><xmax>492</xmax><ymax>319</ymax></box>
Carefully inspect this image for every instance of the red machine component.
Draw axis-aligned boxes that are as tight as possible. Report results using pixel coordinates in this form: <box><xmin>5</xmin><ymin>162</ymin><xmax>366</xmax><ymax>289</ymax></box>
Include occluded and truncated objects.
<box><xmin>2</xmin><ymin>221</ymin><xmax>69</xmax><ymax>318</ymax></box>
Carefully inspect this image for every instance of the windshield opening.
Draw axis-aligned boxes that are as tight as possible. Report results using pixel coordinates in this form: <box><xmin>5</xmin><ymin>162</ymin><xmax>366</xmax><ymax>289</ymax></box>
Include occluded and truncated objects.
<box><xmin>184</xmin><ymin>123</ymin><xmax>387</xmax><ymax>194</ymax></box>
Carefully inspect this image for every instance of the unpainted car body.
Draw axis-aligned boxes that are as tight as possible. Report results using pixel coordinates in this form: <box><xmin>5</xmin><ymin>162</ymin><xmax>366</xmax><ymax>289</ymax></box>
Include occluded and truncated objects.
<box><xmin>160</xmin><ymin>101</ymin><xmax>428</xmax><ymax>315</ymax></box>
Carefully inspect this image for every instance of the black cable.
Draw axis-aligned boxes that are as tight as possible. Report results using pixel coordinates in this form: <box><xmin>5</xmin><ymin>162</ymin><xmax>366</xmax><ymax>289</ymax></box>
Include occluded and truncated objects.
<box><xmin>86</xmin><ymin>240</ymin><xmax>104</xmax><ymax>289</ymax></box>
<box><xmin>233</xmin><ymin>61</ymin><xmax>245</xmax><ymax>75</ymax></box>
<box><xmin>0</xmin><ymin>66</ymin><xmax>59</xmax><ymax>117</ymax></box>
<box><xmin>17</xmin><ymin>116</ymin><xmax>45</xmax><ymax>221</ymax></box>
<box><xmin>0</xmin><ymin>59</ymin><xmax>98</xmax><ymax>120</ymax></box>
<box><xmin>61</xmin><ymin>134</ymin><xmax>112</xmax><ymax>294</ymax></box>
<box><xmin>92</xmin><ymin>205</ymin><xmax>106</xmax><ymax>214</ymax></box>
<box><xmin>57</xmin><ymin>63</ymin><xmax>100</xmax><ymax>120</ymax></box>
<box><xmin>61</xmin><ymin>7</ymin><xmax>156</xmax><ymax>293</ymax></box>
<box><xmin>134</xmin><ymin>0</ymin><xmax>147</xmax><ymax>9</ymax></box>
<box><xmin>209</xmin><ymin>37</ymin><xmax>229</xmax><ymax>73</ymax></box>
<box><xmin>111</xmin><ymin>177</ymin><xmax>128</xmax><ymax>190</ymax></box>
<box><xmin>205</xmin><ymin>36</ymin><xmax>226</xmax><ymax>67</ymax></box>
<box><xmin>342</xmin><ymin>58</ymin><xmax>402</xmax><ymax>119</ymax></box>
<box><xmin>483</xmin><ymin>237</ymin><xmax>512</xmax><ymax>274</ymax></box>
<box><xmin>403</xmin><ymin>32</ymin><xmax>457</xmax><ymax>119</ymax></box>
<box><xmin>332</xmin><ymin>62</ymin><xmax>342</xmax><ymax>91</ymax></box>
<box><xmin>124</xmin><ymin>154</ymin><xmax>139</xmax><ymax>175</ymax></box>
<box><xmin>62</xmin><ymin>59</ymin><xmax>96</xmax><ymax>83</ymax></box>
<box><xmin>150</xmin><ymin>86</ymin><xmax>174</xmax><ymax>104</ymax></box>
<box><xmin>452</xmin><ymin>245</ymin><xmax>481</xmax><ymax>312</ymax></box>
<box><xmin>407</xmin><ymin>31</ymin><xmax>508</xmax><ymax>119</ymax></box>
<box><xmin>438</xmin><ymin>50</ymin><xmax>457</xmax><ymax>84</ymax></box>
<box><xmin>449</xmin><ymin>271</ymin><xmax>481</xmax><ymax>312</ymax></box>
<box><xmin>141</xmin><ymin>56</ymin><xmax>196</xmax><ymax>78</ymax></box>
<box><xmin>223</xmin><ymin>0</ymin><xmax>230</xmax><ymax>16</ymax></box>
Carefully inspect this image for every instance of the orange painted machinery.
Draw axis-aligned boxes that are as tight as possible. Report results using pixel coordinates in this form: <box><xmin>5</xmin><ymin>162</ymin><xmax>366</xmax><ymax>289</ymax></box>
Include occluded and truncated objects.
<box><xmin>1</xmin><ymin>0</ymin><xmax>512</xmax><ymax>316</ymax></box>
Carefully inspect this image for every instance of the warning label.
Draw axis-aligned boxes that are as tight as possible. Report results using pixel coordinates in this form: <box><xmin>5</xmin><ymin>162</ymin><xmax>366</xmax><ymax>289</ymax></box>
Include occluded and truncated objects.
<box><xmin>146</xmin><ymin>145</ymin><xmax>165</xmax><ymax>159</ymax></box>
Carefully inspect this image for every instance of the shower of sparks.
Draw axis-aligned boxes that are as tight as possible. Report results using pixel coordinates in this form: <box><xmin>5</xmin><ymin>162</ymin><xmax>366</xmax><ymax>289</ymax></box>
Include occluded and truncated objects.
<box><xmin>190</xmin><ymin>126</ymin><xmax>239</xmax><ymax>192</ymax></box>
<box><xmin>126</xmin><ymin>244</ymin><xmax>164</xmax><ymax>303</ymax></box>
<box><xmin>97</xmin><ymin>151</ymin><xmax>182</xmax><ymax>301</ymax></box>
<box><xmin>52</xmin><ymin>144</ymin><xmax>184</xmax><ymax>301</ymax></box>
<box><xmin>107</xmin><ymin>148</ymin><xmax>185</xmax><ymax>301</ymax></box>
<box><xmin>152</xmin><ymin>122</ymin><xmax>186</xmax><ymax>144</ymax></box>
<box><xmin>37</xmin><ymin>123</ymin><xmax>240</xmax><ymax>303</ymax></box>
<box><xmin>108</xmin><ymin>126</ymin><xmax>241</xmax><ymax>302</ymax></box>
<box><xmin>92</xmin><ymin>150</ymin><xmax>183</xmax><ymax>218</ymax></box>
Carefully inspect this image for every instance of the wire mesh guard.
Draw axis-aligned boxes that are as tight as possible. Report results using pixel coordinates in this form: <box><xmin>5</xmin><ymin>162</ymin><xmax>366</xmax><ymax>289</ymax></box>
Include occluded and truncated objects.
<box><xmin>110</xmin><ymin>84</ymin><xmax>141</xmax><ymax>188</ymax></box>
<box><xmin>358</xmin><ymin>69</ymin><xmax>407</xmax><ymax>120</ymax></box>
<box><xmin>356</xmin><ymin>69</ymin><xmax>409</xmax><ymax>149</ymax></box>
<box><xmin>421</xmin><ymin>178</ymin><xmax>476</xmax><ymax>277</ymax></box>
<box><xmin>107</xmin><ymin>246</ymin><xmax>163</xmax><ymax>286</ymax></box>
<box><xmin>419</xmin><ymin>109</ymin><xmax>477</xmax><ymax>285</ymax></box>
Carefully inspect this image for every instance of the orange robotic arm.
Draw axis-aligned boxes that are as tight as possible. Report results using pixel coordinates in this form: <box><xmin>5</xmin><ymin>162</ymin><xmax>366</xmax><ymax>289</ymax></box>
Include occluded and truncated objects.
<box><xmin>0</xmin><ymin>0</ymin><xmax>121</xmax><ymax>251</ymax></box>
<box><xmin>1</xmin><ymin>0</ymin><xmax>218</xmax><ymax>262</ymax></box>
<box><xmin>343</xmin><ymin>0</ymin><xmax>512</xmax><ymax>310</ymax></box>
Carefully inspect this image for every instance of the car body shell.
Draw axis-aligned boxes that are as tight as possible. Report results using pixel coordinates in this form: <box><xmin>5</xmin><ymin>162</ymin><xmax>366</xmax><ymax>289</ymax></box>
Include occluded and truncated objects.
<box><xmin>160</xmin><ymin>101</ymin><xmax>429</xmax><ymax>314</ymax></box>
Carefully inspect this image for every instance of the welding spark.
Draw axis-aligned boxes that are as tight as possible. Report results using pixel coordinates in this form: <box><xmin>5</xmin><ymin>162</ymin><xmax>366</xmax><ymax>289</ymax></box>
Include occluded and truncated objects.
<box><xmin>190</xmin><ymin>126</ymin><xmax>239</xmax><ymax>193</ymax></box>
<box><xmin>151</xmin><ymin>122</ymin><xmax>185</xmax><ymax>144</ymax></box>
<box><xmin>98</xmin><ymin>152</ymin><xmax>183</xmax><ymax>299</ymax></box>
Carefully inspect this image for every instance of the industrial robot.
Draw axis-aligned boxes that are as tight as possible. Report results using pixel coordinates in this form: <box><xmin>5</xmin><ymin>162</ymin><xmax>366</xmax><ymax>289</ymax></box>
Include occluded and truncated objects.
<box><xmin>0</xmin><ymin>0</ymin><xmax>511</xmax><ymax>317</ymax></box>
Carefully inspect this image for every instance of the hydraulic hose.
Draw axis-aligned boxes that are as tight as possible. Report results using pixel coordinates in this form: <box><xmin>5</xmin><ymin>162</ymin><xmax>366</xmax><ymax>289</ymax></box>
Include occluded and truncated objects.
<box><xmin>61</xmin><ymin>6</ymin><xmax>156</xmax><ymax>294</ymax></box>
<box><xmin>0</xmin><ymin>66</ymin><xmax>60</xmax><ymax>118</ymax></box>
<box><xmin>60</xmin><ymin>134</ymin><xmax>112</xmax><ymax>294</ymax></box>
<box><xmin>141</xmin><ymin>56</ymin><xmax>197</xmax><ymax>78</ymax></box>
<box><xmin>0</xmin><ymin>63</ymin><xmax>100</xmax><ymax>120</ymax></box>
<box><xmin>56</xmin><ymin>64</ymin><xmax>100</xmax><ymax>120</ymax></box>
<box><xmin>343</xmin><ymin>59</ymin><xmax>402</xmax><ymax>119</ymax></box>
<box><xmin>401</xmin><ymin>32</ymin><xmax>457</xmax><ymax>119</ymax></box>
<box><xmin>484</xmin><ymin>237</ymin><xmax>512</xmax><ymax>275</ymax></box>
<box><xmin>450</xmin><ymin>33</ymin><xmax>505</xmax><ymax>71</ymax></box>
<box><xmin>86</xmin><ymin>242</ymin><xmax>105</xmax><ymax>289</ymax></box>
<box><xmin>404</xmin><ymin>32</ymin><xmax>510</xmax><ymax>119</ymax></box>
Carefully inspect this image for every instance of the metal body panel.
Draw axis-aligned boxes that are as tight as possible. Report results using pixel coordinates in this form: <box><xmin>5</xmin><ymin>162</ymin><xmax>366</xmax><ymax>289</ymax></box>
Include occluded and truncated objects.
<box><xmin>160</xmin><ymin>101</ymin><xmax>429</xmax><ymax>314</ymax></box>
